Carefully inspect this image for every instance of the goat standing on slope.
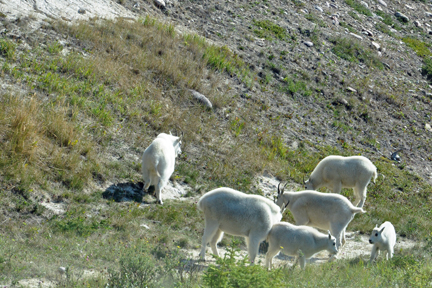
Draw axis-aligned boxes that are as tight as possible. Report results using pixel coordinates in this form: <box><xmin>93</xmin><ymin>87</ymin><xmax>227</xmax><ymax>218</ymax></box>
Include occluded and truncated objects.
<box><xmin>304</xmin><ymin>155</ymin><xmax>377</xmax><ymax>208</ymax></box>
<box><xmin>198</xmin><ymin>187</ymin><xmax>282</xmax><ymax>264</ymax></box>
<box><xmin>369</xmin><ymin>221</ymin><xmax>396</xmax><ymax>263</ymax></box>
<box><xmin>266</xmin><ymin>222</ymin><xmax>338</xmax><ymax>270</ymax></box>
<box><xmin>275</xmin><ymin>183</ymin><xmax>366</xmax><ymax>250</ymax></box>
<box><xmin>142</xmin><ymin>132</ymin><xmax>182</xmax><ymax>205</ymax></box>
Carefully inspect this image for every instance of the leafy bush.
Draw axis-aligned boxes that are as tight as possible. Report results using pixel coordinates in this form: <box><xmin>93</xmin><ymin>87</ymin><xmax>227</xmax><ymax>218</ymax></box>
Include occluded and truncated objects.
<box><xmin>202</xmin><ymin>240</ymin><xmax>284</xmax><ymax>288</ymax></box>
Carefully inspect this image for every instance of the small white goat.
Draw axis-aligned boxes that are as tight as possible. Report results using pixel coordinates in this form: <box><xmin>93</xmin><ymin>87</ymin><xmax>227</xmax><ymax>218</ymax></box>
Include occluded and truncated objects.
<box><xmin>369</xmin><ymin>221</ymin><xmax>396</xmax><ymax>263</ymax></box>
<box><xmin>275</xmin><ymin>183</ymin><xmax>366</xmax><ymax>249</ymax></box>
<box><xmin>304</xmin><ymin>155</ymin><xmax>377</xmax><ymax>208</ymax></box>
<box><xmin>197</xmin><ymin>187</ymin><xmax>282</xmax><ymax>264</ymax></box>
<box><xmin>141</xmin><ymin>132</ymin><xmax>182</xmax><ymax>205</ymax></box>
<box><xmin>266</xmin><ymin>222</ymin><xmax>338</xmax><ymax>270</ymax></box>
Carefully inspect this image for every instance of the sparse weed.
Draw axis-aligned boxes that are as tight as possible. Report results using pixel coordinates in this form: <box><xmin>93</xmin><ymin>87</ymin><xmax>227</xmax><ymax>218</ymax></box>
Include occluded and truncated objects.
<box><xmin>331</xmin><ymin>37</ymin><xmax>383</xmax><ymax>69</ymax></box>
<box><xmin>345</xmin><ymin>0</ymin><xmax>372</xmax><ymax>16</ymax></box>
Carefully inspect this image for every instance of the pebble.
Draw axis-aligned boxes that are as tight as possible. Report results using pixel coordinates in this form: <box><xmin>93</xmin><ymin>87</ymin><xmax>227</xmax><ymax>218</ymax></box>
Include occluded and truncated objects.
<box><xmin>371</xmin><ymin>41</ymin><xmax>380</xmax><ymax>50</ymax></box>
<box><xmin>78</xmin><ymin>8</ymin><xmax>86</xmax><ymax>14</ymax></box>
<box><xmin>363</xmin><ymin>29</ymin><xmax>374</xmax><ymax>37</ymax></box>
<box><xmin>304</xmin><ymin>41</ymin><xmax>314</xmax><ymax>47</ymax></box>
<box><xmin>315</xmin><ymin>6</ymin><xmax>323</xmax><ymax>13</ymax></box>
<box><xmin>377</xmin><ymin>0</ymin><xmax>387</xmax><ymax>7</ymax></box>
<box><xmin>189</xmin><ymin>89</ymin><xmax>213</xmax><ymax>109</ymax></box>
<box><xmin>154</xmin><ymin>0</ymin><xmax>166</xmax><ymax>9</ymax></box>
<box><xmin>360</xmin><ymin>1</ymin><xmax>368</xmax><ymax>8</ymax></box>
<box><xmin>426</xmin><ymin>123</ymin><xmax>432</xmax><ymax>132</ymax></box>
<box><xmin>350</xmin><ymin>32</ymin><xmax>363</xmax><ymax>40</ymax></box>
<box><xmin>414</xmin><ymin>21</ymin><xmax>422</xmax><ymax>27</ymax></box>
<box><xmin>395</xmin><ymin>12</ymin><xmax>409</xmax><ymax>23</ymax></box>
<box><xmin>347</xmin><ymin>87</ymin><xmax>357</xmax><ymax>93</ymax></box>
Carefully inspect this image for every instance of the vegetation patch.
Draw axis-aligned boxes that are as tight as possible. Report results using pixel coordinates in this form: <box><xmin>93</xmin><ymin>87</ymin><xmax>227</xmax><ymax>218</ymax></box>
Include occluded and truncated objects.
<box><xmin>403</xmin><ymin>37</ymin><xmax>432</xmax><ymax>58</ymax></box>
<box><xmin>345</xmin><ymin>0</ymin><xmax>373</xmax><ymax>16</ymax></box>
<box><xmin>253</xmin><ymin>19</ymin><xmax>288</xmax><ymax>40</ymax></box>
<box><xmin>331</xmin><ymin>37</ymin><xmax>383</xmax><ymax>69</ymax></box>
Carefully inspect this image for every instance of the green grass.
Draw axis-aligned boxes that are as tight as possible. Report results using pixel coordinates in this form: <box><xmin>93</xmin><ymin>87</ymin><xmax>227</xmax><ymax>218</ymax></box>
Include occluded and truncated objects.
<box><xmin>331</xmin><ymin>37</ymin><xmax>384</xmax><ymax>69</ymax></box>
<box><xmin>345</xmin><ymin>0</ymin><xmax>373</xmax><ymax>17</ymax></box>
<box><xmin>403</xmin><ymin>37</ymin><xmax>432</xmax><ymax>58</ymax></box>
<box><xmin>253</xmin><ymin>19</ymin><xmax>288</xmax><ymax>40</ymax></box>
<box><xmin>374</xmin><ymin>10</ymin><xmax>401</xmax><ymax>31</ymax></box>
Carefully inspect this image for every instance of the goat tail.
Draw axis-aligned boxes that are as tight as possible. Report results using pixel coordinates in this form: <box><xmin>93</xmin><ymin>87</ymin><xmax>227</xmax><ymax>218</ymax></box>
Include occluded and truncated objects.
<box><xmin>352</xmin><ymin>207</ymin><xmax>366</xmax><ymax>214</ymax></box>
<box><xmin>372</xmin><ymin>169</ymin><xmax>378</xmax><ymax>184</ymax></box>
<box><xmin>197</xmin><ymin>196</ymin><xmax>204</xmax><ymax>211</ymax></box>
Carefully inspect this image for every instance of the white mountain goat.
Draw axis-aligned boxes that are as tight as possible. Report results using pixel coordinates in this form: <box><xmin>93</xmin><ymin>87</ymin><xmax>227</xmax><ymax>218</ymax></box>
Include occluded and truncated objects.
<box><xmin>197</xmin><ymin>187</ymin><xmax>282</xmax><ymax>264</ymax></box>
<box><xmin>304</xmin><ymin>155</ymin><xmax>378</xmax><ymax>208</ymax></box>
<box><xmin>274</xmin><ymin>183</ymin><xmax>366</xmax><ymax>250</ymax></box>
<box><xmin>265</xmin><ymin>222</ymin><xmax>338</xmax><ymax>270</ymax></box>
<box><xmin>369</xmin><ymin>221</ymin><xmax>396</xmax><ymax>263</ymax></box>
<box><xmin>141</xmin><ymin>132</ymin><xmax>182</xmax><ymax>205</ymax></box>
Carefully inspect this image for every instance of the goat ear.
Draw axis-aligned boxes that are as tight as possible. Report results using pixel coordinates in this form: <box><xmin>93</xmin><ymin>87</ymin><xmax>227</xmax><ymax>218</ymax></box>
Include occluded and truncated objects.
<box><xmin>380</xmin><ymin>226</ymin><xmax>385</xmax><ymax>233</ymax></box>
<box><xmin>328</xmin><ymin>231</ymin><xmax>331</xmax><ymax>239</ymax></box>
<box><xmin>169</xmin><ymin>131</ymin><xmax>173</xmax><ymax>135</ymax></box>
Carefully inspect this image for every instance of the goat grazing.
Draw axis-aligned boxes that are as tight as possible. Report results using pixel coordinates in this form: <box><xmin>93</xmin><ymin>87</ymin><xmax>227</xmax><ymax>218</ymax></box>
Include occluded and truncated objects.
<box><xmin>197</xmin><ymin>187</ymin><xmax>282</xmax><ymax>264</ymax></box>
<box><xmin>369</xmin><ymin>221</ymin><xmax>396</xmax><ymax>263</ymax></box>
<box><xmin>304</xmin><ymin>155</ymin><xmax>377</xmax><ymax>208</ymax></box>
<box><xmin>141</xmin><ymin>132</ymin><xmax>182</xmax><ymax>205</ymax></box>
<box><xmin>266</xmin><ymin>222</ymin><xmax>338</xmax><ymax>269</ymax></box>
<box><xmin>275</xmin><ymin>183</ymin><xmax>365</xmax><ymax>249</ymax></box>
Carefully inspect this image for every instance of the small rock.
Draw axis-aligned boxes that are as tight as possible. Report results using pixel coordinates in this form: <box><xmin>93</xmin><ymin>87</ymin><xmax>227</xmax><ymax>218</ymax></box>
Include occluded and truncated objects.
<box><xmin>315</xmin><ymin>6</ymin><xmax>323</xmax><ymax>12</ymax></box>
<box><xmin>395</xmin><ymin>12</ymin><xmax>409</xmax><ymax>23</ymax></box>
<box><xmin>426</xmin><ymin>123</ymin><xmax>432</xmax><ymax>132</ymax></box>
<box><xmin>140</xmin><ymin>224</ymin><xmax>150</xmax><ymax>229</ymax></box>
<box><xmin>414</xmin><ymin>21</ymin><xmax>422</xmax><ymax>27</ymax></box>
<box><xmin>304</xmin><ymin>41</ymin><xmax>314</xmax><ymax>47</ymax></box>
<box><xmin>363</xmin><ymin>29</ymin><xmax>374</xmax><ymax>37</ymax></box>
<box><xmin>154</xmin><ymin>0</ymin><xmax>166</xmax><ymax>9</ymax></box>
<box><xmin>330</xmin><ymin>3</ymin><xmax>338</xmax><ymax>9</ymax></box>
<box><xmin>349</xmin><ymin>32</ymin><xmax>363</xmax><ymax>40</ymax></box>
<box><xmin>189</xmin><ymin>89</ymin><xmax>213</xmax><ymax>109</ymax></box>
<box><xmin>405</xmin><ymin>4</ymin><xmax>414</xmax><ymax>10</ymax></box>
<box><xmin>371</xmin><ymin>41</ymin><xmax>380</xmax><ymax>50</ymax></box>
<box><xmin>426</xmin><ymin>12</ymin><xmax>432</xmax><ymax>18</ymax></box>
<box><xmin>346</xmin><ymin>87</ymin><xmax>357</xmax><ymax>93</ymax></box>
<box><xmin>377</xmin><ymin>0</ymin><xmax>387</xmax><ymax>7</ymax></box>
<box><xmin>78</xmin><ymin>8</ymin><xmax>86</xmax><ymax>14</ymax></box>
<box><xmin>391</xmin><ymin>150</ymin><xmax>402</xmax><ymax>162</ymax></box>
<box><xmin>360</xmin><ymin>1</ymin><xmax>368</xmax><ymax>8</ymax></box>
<box><xmin>58</xmin><ymin>267</ymin><xmax>67</xmax><ymax>275</ymax></box>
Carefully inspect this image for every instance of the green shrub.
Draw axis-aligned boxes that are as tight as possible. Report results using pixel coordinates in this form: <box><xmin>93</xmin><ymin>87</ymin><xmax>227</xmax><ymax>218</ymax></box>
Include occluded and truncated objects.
<box><xmin>202</xmin><ymin>240</ymin><xmax>284</xmax><ymax>288</ymax></box>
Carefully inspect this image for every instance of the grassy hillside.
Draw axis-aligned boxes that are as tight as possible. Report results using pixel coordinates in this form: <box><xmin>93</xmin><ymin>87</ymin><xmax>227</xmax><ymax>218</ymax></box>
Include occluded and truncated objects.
<box><xmin>0</xmin><ymin>1</ymin><xmax>432</xmax><ymax>286</ymax></box>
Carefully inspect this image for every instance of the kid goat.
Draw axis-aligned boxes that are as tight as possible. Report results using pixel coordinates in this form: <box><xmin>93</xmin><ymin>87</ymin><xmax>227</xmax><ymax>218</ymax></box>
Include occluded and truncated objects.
<box><xmin>141</xmin><ymin>132</ymin><xmax>182</xmax><ymax>205</ymax></box>
<box><xmin>266</xmin><ymin>222</ymin><xmax>338</xmax><ymax>270</ymax></box>
<box><xmin>304</xmin><ymin>155</ymin><xmax>377</xmax><ymax>207</ymax></box>
<box><xmin>275</xmin><ymin>183</ymin><xmax>366</xmax><ymax>250</ymax></box>
<box><xmin>198</xmin><ymin>187</ymin><xmax>282</xmax><ymax>264</ymax></box>
<box><xmin>369</xmin><ymin>221</ymin><xmax>396</xmax><ymax>263</ymax></box>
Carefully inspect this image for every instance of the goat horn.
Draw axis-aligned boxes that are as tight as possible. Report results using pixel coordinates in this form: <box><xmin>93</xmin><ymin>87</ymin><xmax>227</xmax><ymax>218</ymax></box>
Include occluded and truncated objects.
<box><xmin>277</xmin><ymin>182</ymin><xmax>281</xmax><ymax>195</ymax></box>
